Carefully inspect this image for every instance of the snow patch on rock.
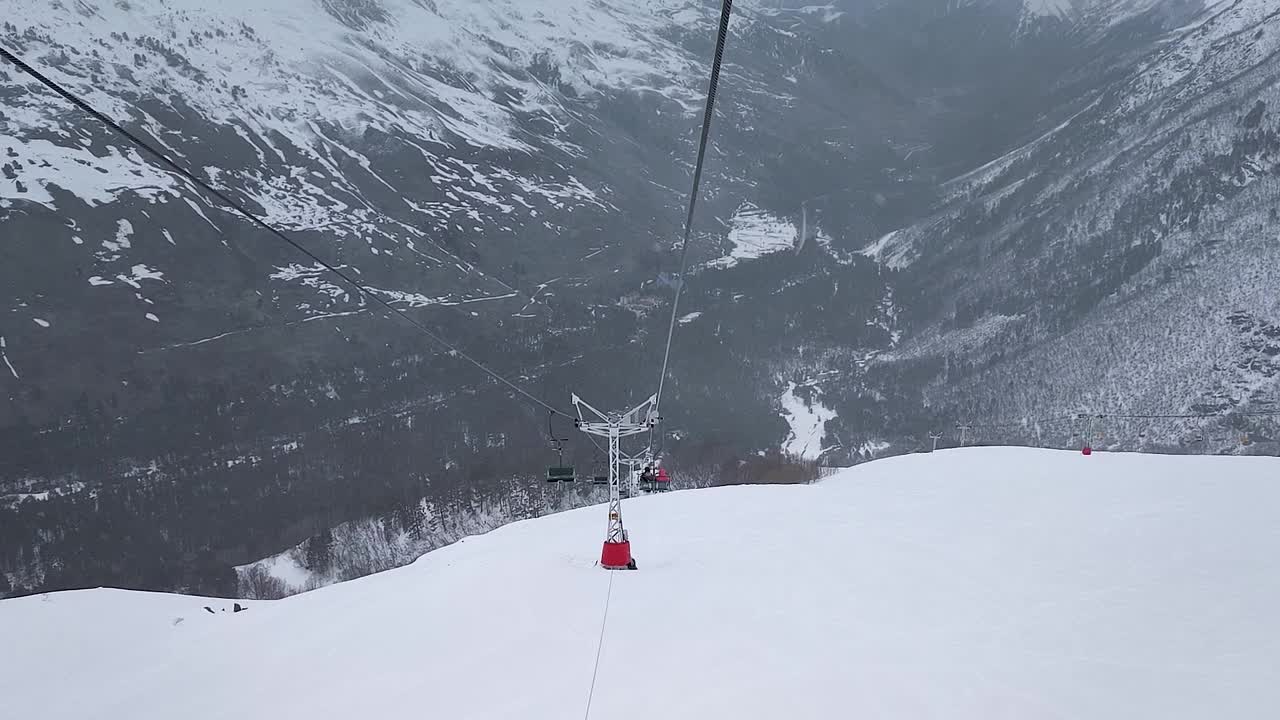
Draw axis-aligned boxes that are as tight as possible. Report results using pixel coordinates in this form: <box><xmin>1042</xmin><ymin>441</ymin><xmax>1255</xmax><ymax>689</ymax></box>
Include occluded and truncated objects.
<box><xmin>780</xmin><ymin>381</ymin><xmax>835</xmax><ymax>460</ymax></box>
<box><xmin>710</xmin><ymin>202</ymin><xmax>797</xmax><ymax>269</ymax></box>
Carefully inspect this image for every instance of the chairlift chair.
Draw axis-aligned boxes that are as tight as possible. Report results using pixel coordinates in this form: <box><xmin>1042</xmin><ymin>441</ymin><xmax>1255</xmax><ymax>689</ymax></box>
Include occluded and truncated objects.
<box><xmin>655</xmin><ymin>466</ymin><xmax>672</xmax><ymax>491</ymax></box>
<box><xmin>545</xmin><ymin>411</ymin><xmax>577</xmax><ymax>482</ymax></box>
<box><xmin>547</xmin><ymin>466</ymin><xmax>576</xmax><ymax>483</ymax></box>
<box><xmin>588</xmin><ymin>454</ymin><xmax>609</xmax><ymax>485</ymax></box>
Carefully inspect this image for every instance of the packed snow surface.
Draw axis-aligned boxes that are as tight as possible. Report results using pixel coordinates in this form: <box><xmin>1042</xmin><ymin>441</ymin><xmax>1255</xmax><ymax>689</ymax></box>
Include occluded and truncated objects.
<box><xmin>3</xmin><ymin>448</ymin><xmax>1279</xmax><ymax>719</ymax></box>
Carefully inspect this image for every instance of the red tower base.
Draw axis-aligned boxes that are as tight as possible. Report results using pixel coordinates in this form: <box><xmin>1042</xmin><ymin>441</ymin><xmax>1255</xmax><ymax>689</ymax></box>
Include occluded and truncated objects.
<box><xmin>600</xmin><ymin>541</ymin><xmax>634</xmax><ymax>570</ymax></box>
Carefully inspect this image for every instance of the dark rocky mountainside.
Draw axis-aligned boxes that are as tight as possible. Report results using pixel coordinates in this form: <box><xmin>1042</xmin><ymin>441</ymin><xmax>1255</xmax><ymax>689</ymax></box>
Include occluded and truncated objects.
<box><xmin>2</xmin><ymin>0</ymin><xmax>1276</xmax><ymax>597</ymax></box>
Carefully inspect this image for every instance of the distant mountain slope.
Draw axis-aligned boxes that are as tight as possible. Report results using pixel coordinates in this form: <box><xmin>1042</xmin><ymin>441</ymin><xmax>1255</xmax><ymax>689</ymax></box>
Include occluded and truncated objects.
<box><xmin>0</xmin><ymin>0</ymin><xmax>910</xmax><ymax>597</ymax></box>
<box><xmin>851</xmin><ymin>0</ymin><xmax>1280</xmax><ymax>447</ymax></box>
<box><xmin>0</xmin><ymin>0</ymin><xmax>715</xmax><ymax>347</ymax></box>
<box><xmin>4</xmin><ymin>0</ymin><xmax>1279</xmax><ymax>600</ymax></box>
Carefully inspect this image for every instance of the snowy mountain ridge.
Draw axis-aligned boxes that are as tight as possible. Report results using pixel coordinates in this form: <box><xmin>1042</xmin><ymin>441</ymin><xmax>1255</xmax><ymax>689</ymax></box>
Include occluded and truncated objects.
<box><xmin>6</xmin><ymin>0</ymin><xmax>717</xmax><ymax>162</ymax></box>
<box><xmin>2</xmin><ymin>0</ymin><xmax>742</xmax><ymax>313</ymax></box>
<box><xmin>857</xmin><ymin>0</ymin><xmax>1280</xmax><ymax>435</ymax></box>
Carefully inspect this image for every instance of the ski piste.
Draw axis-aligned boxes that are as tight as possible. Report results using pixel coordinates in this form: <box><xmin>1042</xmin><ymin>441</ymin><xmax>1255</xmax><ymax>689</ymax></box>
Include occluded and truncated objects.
<box><xmin>4</xmin><ymin>447</ymin><xmax>1279</xmax><ymax>720</ymax></box>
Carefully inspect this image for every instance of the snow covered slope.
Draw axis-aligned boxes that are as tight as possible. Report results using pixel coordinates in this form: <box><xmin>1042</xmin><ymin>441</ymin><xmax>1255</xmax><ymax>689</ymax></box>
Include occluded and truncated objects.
<box><xmin>4</xmin><ymin>447</ymin><xmax>1278</xmax><ymax>719</ymax></box>
<box><xmin>0</xmin><ymin>0</ymin><xmax>715</xmax><ymax>313</ymax></box>
<box><xmin>855</xmin><ymin>0</ymin><xmax>1280</xmax><ymax>446</ymax></box>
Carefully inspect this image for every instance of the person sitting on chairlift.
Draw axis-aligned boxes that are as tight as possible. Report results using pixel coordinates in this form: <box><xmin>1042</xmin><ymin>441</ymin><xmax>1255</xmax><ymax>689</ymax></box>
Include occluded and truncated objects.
<box><xmin>640</xmin><ymin>466</ymin><xmax>657</xmax><ymax>485</ymax></box>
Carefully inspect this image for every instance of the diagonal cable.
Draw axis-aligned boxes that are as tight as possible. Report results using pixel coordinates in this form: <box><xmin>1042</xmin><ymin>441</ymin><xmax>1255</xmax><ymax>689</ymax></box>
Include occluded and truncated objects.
<box><xmin>654</xmin><ymin>0</ymin><xmax>735</xmax><ymax>414</ymax></box>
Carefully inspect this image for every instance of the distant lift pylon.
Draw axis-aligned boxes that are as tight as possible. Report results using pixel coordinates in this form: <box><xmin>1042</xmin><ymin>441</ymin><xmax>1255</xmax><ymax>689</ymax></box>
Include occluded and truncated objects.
<box><xmin>572</xmin><ymin>393</ymin><xmax>658</xmax><ymax>570</ymax></box>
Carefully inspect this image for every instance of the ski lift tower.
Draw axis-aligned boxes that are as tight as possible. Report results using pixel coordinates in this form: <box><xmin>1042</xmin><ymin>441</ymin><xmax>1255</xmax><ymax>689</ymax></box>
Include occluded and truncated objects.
<box><xmin>572</xmin><ymin>393</ymin><xmax>658</xmax><ymax>570</ymax></box>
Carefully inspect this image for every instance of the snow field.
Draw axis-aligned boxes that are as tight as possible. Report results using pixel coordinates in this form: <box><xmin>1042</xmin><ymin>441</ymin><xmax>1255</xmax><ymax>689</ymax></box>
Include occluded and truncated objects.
<box><xmin>2</xmin><ymin>447</ymin><xmax>1278</xmax><ymax>719</ymax></box>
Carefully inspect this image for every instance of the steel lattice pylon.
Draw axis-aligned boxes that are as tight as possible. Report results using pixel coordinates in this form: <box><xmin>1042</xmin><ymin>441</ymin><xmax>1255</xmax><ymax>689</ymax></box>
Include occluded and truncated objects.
<box><xmin>572</xmin><ymin>394</ymin><xmax>658</xmax><ymax>568</ymax></box>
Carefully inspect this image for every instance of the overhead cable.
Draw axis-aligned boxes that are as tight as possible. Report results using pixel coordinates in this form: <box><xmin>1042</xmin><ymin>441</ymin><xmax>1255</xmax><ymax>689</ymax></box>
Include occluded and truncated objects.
<box><xmin>654</xmin><ymin>0</ymin><xmax>736</xmax><ymax>414</ymax></box>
